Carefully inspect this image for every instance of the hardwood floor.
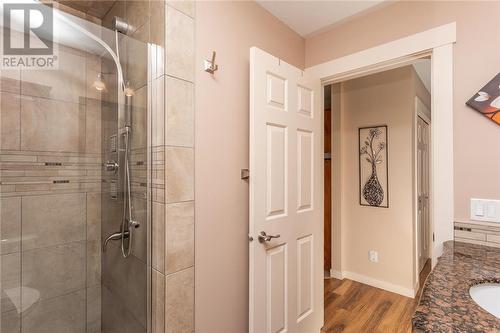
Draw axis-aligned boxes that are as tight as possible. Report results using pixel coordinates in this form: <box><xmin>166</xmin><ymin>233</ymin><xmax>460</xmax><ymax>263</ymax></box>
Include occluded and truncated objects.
<box><xmin>322</xmin><ymin>260</ymin><xmax>431</xmax><ymax>333</ymax></box>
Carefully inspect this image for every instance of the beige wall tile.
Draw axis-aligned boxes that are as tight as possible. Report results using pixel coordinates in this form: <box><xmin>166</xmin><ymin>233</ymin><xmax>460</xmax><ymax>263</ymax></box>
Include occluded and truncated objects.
<box><xmin>166</xmin><ymin>6</ymin><xmax>194</xmax><ymax>82</ymax></box>
<box><xmin>152</xmin><ymin>76</ymin><xmax>165</xmax><ymax>147</ymax></box>
<box><xmin>101</xmin><ymin>285</ymin><xmax>146</xmax><ymax>332</ymax></box>
<box><xmin>86</xmin><ymin>53</ymin><xmax>102</xmax><ymax>103</ymax></box>
<box><xmin>0</xmin><ymin>154</ymin><xmax>35</xmax><ymax>163</ymax></box>
<box><xmin>126</xmin><ymin>0</ymin><xmax>150</xmax><ymax>35</ymax></box>
<box><xmin>102</xmin><ymin>244</ymin><xmax>147</xmax><ymax>328</ymax></box>
<box><xmin>21</xmin><ymin>289</ymin><xmax>86</xmax><ymax>333</ymax></box>
<box><xmin>131</xmin><ymin>85</ymin><xmax>148</xmax><ymax>150</ymax></box>
<box><xmin>152</xmin><ymin>269</ymin><xmax>165</xmax><ymax>333</ymax></box>
<box><xmin>166</xmin><ymin>201</ymin><xmax>194</xmax><ymax>274</ymax></box>
<box><xmin>166</xmin><ymin>147</ymin><xmax>194</xmax><ymax>203</ymax></box>
<box><xmin>21</xmin><ymin>96</ymin><xmax>85</xmax><ymax>153</ymax></box>
<box><xmin>167</xmin><ymin>1</ymin><xmax>194</xmax><ymax>18</ymax></box>
<box><xmin>1</xmin><ymin>92</ymin><xmax>20</xmax><ymax>150</ymax></box>
<box><xmin>86</xmin><ymin>98</ymin><xmax>102</xmax><ymax>154</ymax></box>
<box><xmin>150</xmin><ymin>1</ymin><xmax>165</xmax><ymax>78</ymax></box>
<box><xmin>166</xmin><ymin>76</ymin><xmax>194</xmax><ymax>147</ymax></box>
<box><xmin>150</xmin><ymin>0</ymin><xmax>165</xmax><ymax>45</ymax></box>
<box><xmin>130</xmin><ymin>196</ymin><xmax>148</xmax><ymax>262</ymax></box>
<box><xmin>22</xmin><ymin>193</ymin><xmax>86</xmax><ymax>250</ymax></box>
<box><xmin>1</xmin><ymin>253</ymin><xmax>21</xmax><ymax>313</ymax></box>
<box><xmin>87</xmin><ymin>240</ymin><xmax>101</xmax><ymax>287</ymax></box>
<box><xmin>1</xmin><ymin>310</ymin><xmax>20</xmax><ymax>333</ymax></box>
<box><xmin>166</xmin><ymin>267</ymin><xmax>194</xmax><ymax>333</ymax></box>
<box><xmin>21</xmin><ymin>49</ymin><xmax>86</xmax><ymax>104</ymax></box>
<box><xmin>86</xmin><ymin>285</ymin><xmax>101</xmax><ymax>333</ymax></box>
<box><xmin>1</xmin><ymin>70</ymin><xmax>20</xmax><ymax>94</ymax></box>
<box><xmin>128</xmin><ymin>21</ymin><xmax>149</xmax><ymax>90</ymax></box>
<box><xmin>102</xmin><ymin>1</ymin><xmax>125</xmax><ymax>30</ymax></box>
<box><xmin>152</xmin><ymin>202</ymin><xmax>165</xmax><ymax>273</ymax></box>
<box><xmin>86</xmin><ymin>193</ymin><xmax>101</xmax><ymax>242</ymax></box>
<box><xmin>152</xmin><ymin>147</ymin><xmax>165</xmax><ymax>198</ymax></box>
<box><xmin>100</xmin><ymin>59</ymin><xmax>120</xmax><ymax>105</ymax></box>
<box><xmin>1</xmin><ymin>197</ymin><xmax>21</xmax><ymax>254</ymax></box>
<box><xmin>22</xmin><ymin>241</ymin><xmax>85</xmax><ymax>300</ymax></box>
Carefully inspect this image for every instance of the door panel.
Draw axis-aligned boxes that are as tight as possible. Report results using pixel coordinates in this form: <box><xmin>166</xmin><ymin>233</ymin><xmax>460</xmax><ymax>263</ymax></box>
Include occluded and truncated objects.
<box><xmin>250</xmin><ymin>47</ymin><xmax>323</xmax><ymax>333</ymax></box>
<box><xmin>297</xmin><ymin>130</ymin><xmax>313</xmax><ymax>212</ymax></box>
<box><xmin>267</xmin><ymin>74</ymin><xmax>287</xmax><ymax>110</ymax></box>
<box><xmin>297</xmin><ymin>235</ymin><xmax>313</xmax><ymax>322</ymax></box>
<box><xmin>267</xmin><ymin>124</ymin><xmax>288</xmax><ymax>218</ymax></box>
<box><xmin>298</xmin><ymin>86</ymin><xmax>313</xmax><ymax>117</ymax></box>
<box><xmin>267</xmin><ymin>244</ymin><xmax>288</xmax><ymax>333</ymax></box>
<box><xmin>416</xmin><ymin>97</ymin><xmax>430</xmax><ymax>273</ymax></box>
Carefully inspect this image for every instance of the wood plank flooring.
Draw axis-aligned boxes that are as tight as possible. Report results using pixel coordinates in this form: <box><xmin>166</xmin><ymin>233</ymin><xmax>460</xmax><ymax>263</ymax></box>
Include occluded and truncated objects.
<box><xmin>322</xmin><ymin>260</ymin><xmax>431</xmax><ymax>333</ymax></box>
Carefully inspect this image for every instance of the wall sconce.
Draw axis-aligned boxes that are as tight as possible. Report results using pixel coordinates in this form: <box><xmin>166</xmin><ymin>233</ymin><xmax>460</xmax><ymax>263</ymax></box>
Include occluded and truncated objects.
<box><xmin>93</xmin><ymin>73</ymin><xmax>106</xmax><ymax>91</ymax></box>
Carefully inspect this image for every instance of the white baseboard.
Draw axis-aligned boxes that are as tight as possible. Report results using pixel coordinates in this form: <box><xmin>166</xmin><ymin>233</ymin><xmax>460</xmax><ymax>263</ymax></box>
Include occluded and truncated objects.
<box><xmin>329</xmin><ymin>269</ymin><xmax>343</xmax><ymax>279</ymax></box>
<box><xmin>342</xmin><ymin>271</ymin><xmax>416</xmax><ymax>298</ymax></box>
<box><xmin>413</xmin><ymin>280</ymin><xmax>420</xmax><ymax>298</ymax></box>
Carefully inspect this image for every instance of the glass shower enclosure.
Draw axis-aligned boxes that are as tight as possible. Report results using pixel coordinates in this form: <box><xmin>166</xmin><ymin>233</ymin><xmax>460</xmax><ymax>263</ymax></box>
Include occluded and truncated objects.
<box><xmin>0</xmin><ymin>3</ymin><xmax>152</xmax><ymax>332</ymax></box>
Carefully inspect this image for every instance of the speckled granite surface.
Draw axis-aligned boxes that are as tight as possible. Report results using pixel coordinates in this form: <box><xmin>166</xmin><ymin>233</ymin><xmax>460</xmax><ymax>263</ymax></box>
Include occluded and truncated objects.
<box><xmin>412</xmin><ymin>240</ymin><xmax>500</xmax><ymax>332</ymax></box>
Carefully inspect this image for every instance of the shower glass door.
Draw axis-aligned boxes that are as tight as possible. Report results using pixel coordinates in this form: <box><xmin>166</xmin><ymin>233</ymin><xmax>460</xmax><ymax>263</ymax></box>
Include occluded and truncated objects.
<box><xmin>0</xmin><ymin>3</ymin><xmax>152</xmax><ymax>332</ymax></box>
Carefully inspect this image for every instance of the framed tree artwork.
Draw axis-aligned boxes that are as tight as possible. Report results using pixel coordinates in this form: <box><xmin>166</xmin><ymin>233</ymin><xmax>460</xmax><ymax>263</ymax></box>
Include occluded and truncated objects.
<box><xmin>359</xmin><ymin>125</ymin><xmax>389</xmax><ymax>208</ymax></box>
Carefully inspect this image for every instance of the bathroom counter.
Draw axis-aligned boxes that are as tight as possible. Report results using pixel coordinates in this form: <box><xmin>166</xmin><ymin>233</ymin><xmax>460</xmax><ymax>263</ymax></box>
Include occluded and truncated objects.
<box><xmin>412</xmin><ymin>240</ymin><xmax>500</xmax><ymax>332</ymax></box>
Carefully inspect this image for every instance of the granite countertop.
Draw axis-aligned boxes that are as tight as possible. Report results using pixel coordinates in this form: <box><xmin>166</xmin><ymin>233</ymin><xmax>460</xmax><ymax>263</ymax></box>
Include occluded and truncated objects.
<box><xmin>412</xmin><ymin>240</ymin><xmax>500</xmax><ymax>333</ymax></box>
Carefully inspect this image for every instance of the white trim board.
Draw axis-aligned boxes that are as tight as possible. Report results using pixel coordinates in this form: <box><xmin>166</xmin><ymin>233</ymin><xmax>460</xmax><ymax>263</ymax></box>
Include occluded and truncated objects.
<box><xmin>306</xmin><ymin>22</ymin><xmax>456</xmax><ymax>82</ymax></box>
<box><xmin>329</xmin><ymin>269</ymin><xmax>343</xmax><ymax>280</ymax></box>
<box><xmin>342</xmin><ymin>271</ymin><xmax>416</xmax><ymax>298</ymax></box>
<box><xmin>308</xmin><ymin>23</ymin><xmax>456</xmax><ymax>294</ymax></box>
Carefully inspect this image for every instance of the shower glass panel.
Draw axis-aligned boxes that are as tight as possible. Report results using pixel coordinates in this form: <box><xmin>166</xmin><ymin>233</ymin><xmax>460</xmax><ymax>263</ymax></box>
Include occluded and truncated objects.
<box><xmin>0</xmin><ymin>4</ymin><xmax>152</xmax><ymax>333</ymax></box>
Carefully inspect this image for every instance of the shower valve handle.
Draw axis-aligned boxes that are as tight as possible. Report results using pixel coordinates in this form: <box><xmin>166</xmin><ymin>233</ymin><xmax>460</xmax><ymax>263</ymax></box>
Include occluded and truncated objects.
<box><xmin>105</xmin><ymin>160</ymin><xmax>119</xmax><ymax>173</ymax></box>
<box><xmin>128</xmin><ymin>219</ymin><xmax>140</xmax><ymax>229</ymax></box>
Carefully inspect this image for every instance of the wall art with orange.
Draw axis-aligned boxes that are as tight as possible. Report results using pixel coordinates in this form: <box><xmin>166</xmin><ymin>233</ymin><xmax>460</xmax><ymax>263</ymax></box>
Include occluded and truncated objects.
<box><xmin>466</xmin><ymin>73</ymin><xmax>500</xmax><ymax>125</ymax></box>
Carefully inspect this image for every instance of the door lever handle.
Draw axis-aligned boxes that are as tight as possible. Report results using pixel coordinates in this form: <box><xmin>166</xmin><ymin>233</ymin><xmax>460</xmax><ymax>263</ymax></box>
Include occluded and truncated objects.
<box><xmin>258</xmin><ymin>231</ymin><xmax>280</xmax><ymax>243</ymax></box>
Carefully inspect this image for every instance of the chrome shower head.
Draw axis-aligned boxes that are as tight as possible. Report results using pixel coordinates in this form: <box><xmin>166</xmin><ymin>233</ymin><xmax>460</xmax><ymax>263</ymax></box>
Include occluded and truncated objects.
<box><xmin>112</xmin><ymin>16</ymin><xmax>129</xmax><ymax>35</ymax></box>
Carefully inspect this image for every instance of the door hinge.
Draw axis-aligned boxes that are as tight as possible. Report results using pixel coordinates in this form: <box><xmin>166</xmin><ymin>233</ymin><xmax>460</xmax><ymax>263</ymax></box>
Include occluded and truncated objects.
<box><xmin>432</xmin><ymin>233</ymin><xmax>435</xmax><ymax>242</ymax></box>
<box><xmin>241</xmin><ymin>169</ymin><xmax>250</xmax><ymax>180</ymax></box>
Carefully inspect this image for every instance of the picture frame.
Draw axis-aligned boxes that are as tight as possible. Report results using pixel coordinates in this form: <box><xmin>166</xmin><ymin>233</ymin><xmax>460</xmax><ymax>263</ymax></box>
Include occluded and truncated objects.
<box><xmin>359</xmin><ymin>125</ymin><xmax>389</xmax><ymax>208</ymax></box>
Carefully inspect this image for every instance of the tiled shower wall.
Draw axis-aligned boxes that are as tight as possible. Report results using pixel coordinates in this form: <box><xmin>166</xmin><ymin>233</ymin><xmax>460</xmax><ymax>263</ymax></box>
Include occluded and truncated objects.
<box><xmin>99</xmin><ymin>1</ymin><xmax>150</xmax><ymax>331</ymax></box>
<box><xmin>154</xmin><ymin>3</ymin><xmax>195</xmax><ymax>331</ymax></box>
<box><xmin>100</xmin><ymin>1</ymin><xmax>196</xmax><ymax>332</ymax></box>
<box><xmin>1</xmin><ymin>0</ymin><xmax>195</xmax><ymax>332</ymax></box>
<box><xmin>0</xmin><ymin>34</ymin><xmax>103</xmax><ymax>333</ymax></box>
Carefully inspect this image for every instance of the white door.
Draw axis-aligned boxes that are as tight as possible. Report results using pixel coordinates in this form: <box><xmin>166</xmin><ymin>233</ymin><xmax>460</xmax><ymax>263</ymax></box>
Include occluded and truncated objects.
<box><xmin>249</xmin><ymin>47</ymin><xmax>323</xmax><ymax>333</ymax></box>
<box><xmin>417</xmin><ymin>110</ymin><xmax>430</xmax><ymax>272</ymax></box>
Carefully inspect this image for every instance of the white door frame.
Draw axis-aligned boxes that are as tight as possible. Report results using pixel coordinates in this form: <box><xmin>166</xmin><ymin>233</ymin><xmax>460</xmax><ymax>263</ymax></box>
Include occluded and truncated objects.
<box><xmin>306</xmin><ymin>23</ymin><xmax>456</xmax><ymax>290</ymax></box>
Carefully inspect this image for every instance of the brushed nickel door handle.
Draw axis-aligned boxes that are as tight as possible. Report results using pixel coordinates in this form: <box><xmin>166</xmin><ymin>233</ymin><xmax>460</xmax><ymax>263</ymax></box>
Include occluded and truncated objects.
<box><xmin>258</xmin><ymin>231</ymin><xmax>280</xmax><ymax>243</ymax></box>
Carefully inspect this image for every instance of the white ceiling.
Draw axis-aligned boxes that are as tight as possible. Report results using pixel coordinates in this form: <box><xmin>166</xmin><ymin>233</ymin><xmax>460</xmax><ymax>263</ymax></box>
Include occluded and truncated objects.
<box><xmin>256</xmin><ymin>1</ymin><xmax>387</xmax><ymax>37</ymax></box>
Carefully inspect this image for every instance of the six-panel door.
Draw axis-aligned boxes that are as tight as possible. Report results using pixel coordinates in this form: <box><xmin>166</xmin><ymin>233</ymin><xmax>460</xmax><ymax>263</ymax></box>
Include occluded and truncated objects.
<box><xmin>250</xmin><ymin>47</ymin><xmax>323</xmax><ymax>333</ymax></box>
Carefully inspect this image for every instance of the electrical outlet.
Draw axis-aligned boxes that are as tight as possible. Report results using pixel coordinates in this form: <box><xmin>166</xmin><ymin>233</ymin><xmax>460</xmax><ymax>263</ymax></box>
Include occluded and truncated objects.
<box><xmin>369</xmin><ymin>250</ymin><xmax>378</xmax><ymax>263</ymax></box>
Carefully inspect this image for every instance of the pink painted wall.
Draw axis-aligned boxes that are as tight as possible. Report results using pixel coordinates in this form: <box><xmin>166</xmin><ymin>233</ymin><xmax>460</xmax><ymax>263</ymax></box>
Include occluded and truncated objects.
<box><xmin>195</xmin><ymin>2</ymin><xmax>304</xmax><ymax>332</ymax></box>
<box><xmin>306</xmin><ymin>0</ymin><xmax>500</xmax><ymax>225</ymax></box>
<box><xmin>195</xmin><ymin>1</ymin><xmax>500</xmax><ymax>330</ymax></box>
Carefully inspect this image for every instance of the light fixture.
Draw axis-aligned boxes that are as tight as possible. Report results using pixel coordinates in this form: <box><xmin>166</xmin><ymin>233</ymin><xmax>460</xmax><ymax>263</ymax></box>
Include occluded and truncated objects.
<box><xmin>124</xmin><ymin>81</ymin><xmax>135</xmax><ymax>97</ymax></box>
<box><xmin>93</xmin><ymin>73</ymin><xmax>106</xmax><ymax>92</ymax></box>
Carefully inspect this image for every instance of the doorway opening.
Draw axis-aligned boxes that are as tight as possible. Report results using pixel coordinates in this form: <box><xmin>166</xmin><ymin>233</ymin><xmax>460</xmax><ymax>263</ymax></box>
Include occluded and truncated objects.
<box><xmin>248</xmin><ymin>23</ymin><xmax>455</xmax><ymax>333</ymax></box>
<box><xmin>322</xmin><ymin>60</ymin><xmax>433</xmax><ymax>331</ymax></box>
